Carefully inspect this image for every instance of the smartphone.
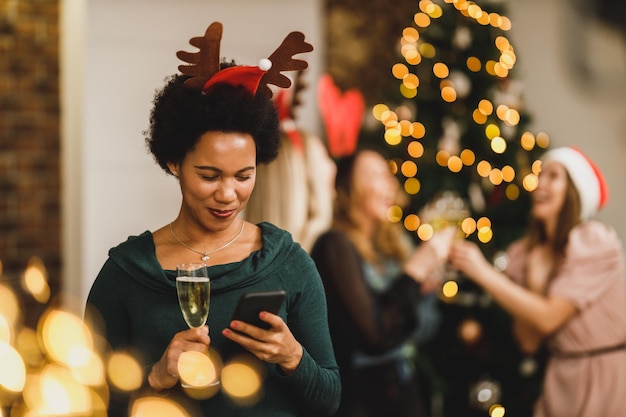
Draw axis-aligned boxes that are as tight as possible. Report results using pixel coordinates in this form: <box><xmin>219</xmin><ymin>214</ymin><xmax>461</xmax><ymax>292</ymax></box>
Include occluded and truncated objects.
<box><xmin>231</xmin><ymin>290</ymin><xmax>286</xmax><ymax>330</ymax></box>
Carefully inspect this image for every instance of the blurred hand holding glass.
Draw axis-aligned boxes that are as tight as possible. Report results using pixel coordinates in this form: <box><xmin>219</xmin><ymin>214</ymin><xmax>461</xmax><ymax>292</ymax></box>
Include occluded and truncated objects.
<box><xmin>419</xmin><ymin>191</ymin><xmax>470</xmax><ymax>280</ymax></box>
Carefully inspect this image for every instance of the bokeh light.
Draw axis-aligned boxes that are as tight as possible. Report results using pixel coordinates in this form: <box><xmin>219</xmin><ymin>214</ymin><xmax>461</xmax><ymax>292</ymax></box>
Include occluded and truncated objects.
<box><xmin>441</xmin><ymin>281</ymin><xmax>459</xmax><ymax>298</ymax></box>
<box><xmin>0</xmin><ymin>315</ymin><xmax>10</xmax><ymax>344</ymax></box>
<box><xmin>411</xmin><ymin>122</ymin><xmax>426</xmax><ymax>139</ymax></box>
<box><xmin>460</xmin><ymin>149</ymin><xmax>475</xmax><ymax>166</ymax></box>
<box><xmin>477</xmin><ymin>226</ymin><xmax>493</xmax><ymax>243</ymax></box>
<box><xmin>478</xmin><ymin>99</ymin><xmax>493</xmax><ymax>115</ymax></box>
<box><xmin>178</xmin><ymin>350</ymin><xmax>218</xmax><ymax>388</ymax></box>
<box><xmin>404</xmin><ymin>214</ymin><xmax>420</xmax><ymax>231</ymax></box>
<box><xmin>441</xmin><ymin>85</ymin><xmax>457</xmax><ymax>102</ymax></box>
<box><xmin>490</xmin><ymin>404</ymin><xmax>506</xmax><ymax>417</ymax></box>
<box><xmin>501</xmin><ymin>165</ymin><xmax>515</xmax><ymax>182</ymax></box>
<box><xmin>417</xmin><ymin>224</ymin><xmax>434</xmax><ymax>241</ymax></box>
<box><xmin>392</xmin><ymin>63</ymin><xmax>409</xmax><ymax>79</ymax></box>
<box><xmin>476</xmin><ymin>160</ymin><xmax>492</xmax><ymax>177</ymax></box>
<box><xmin>22</xmin><ymin>257</ymin><xmax>51</xmax><ymax>304</ymax></box>
<box><xmin>387</xmin><ymin>205</ymin><xmax>404</xmax><ymax>223</ymax></box>
<box><xmin>221</xmin><ymin>355</ymin><xmax>264</xmax><ymax>406</ymax></box>
<box><xmin>38</xmin><ymin>309</ymin><xmax>93</xmax><ymax>367</ymax></box>
<box><xmin>107</xmin><ymin>352</ymin><xmax>143</xmax><ymax>391</ymax></box>
<box><xmin>407</xmin><ymin>141</ymin><xmax>424</xmax><ymax>158</ymax></box>
<box><xmin>372</xmin><ymin>104</ymin><xmax>389</xmax><ymax>120</ymax></box>
<box><xmin>130</xmin><ymin>396</ymin><xmax>190</xmax><ymax>417</ymax></box>
<box><xmin>448</xmin><ymin>156</ymin><xmax>463</xmax><ymax>172</ymax></box>
<box><xmin>485</xmin><ymin>124</ymin><xmax>500</xmax><ymax>139</ymax></box>
<box><xmin>506</xmin><ymin>183</ymin><xmax>520</xmax><ymax>200</ymax></box>
<box><xmin>401</xmin><ymin>160</ymin><xmax>418</xmax><ymax>177</ymax></box>
<box><xmin>536</xmin><ymin>131</ymin><xmax>550</xmax><ymax>148</ymax></box>
<box><xmin>490</xmin><ymin>137</ymin><xmax>506</xmax><ymax>154</ymax></box>
<box><xmin>461</xmin><ymin>217</ymin><xmax>477</xmax><ymax>235</ymax></box>
<box><xmin>0</xmin><ymin>341</ymin><xmax>26</xmax><ymax>392</ymax></box>
<box><xmin>414</xmin><ymin>12</ymin><xmax>431</xmax><ymax>28</ymax></box>
<box><xmin>458</xmin><ymin>318</ymin><xmax>482</xmax><ymax>345</ymax></box>
<box><xmin>0</xmin><ymin>284</ymin><xmax>20</xmax><ymax>328</ymax></box>
<box><xmin>402</xmin><ymin>27</ymin><xmax>419</xmax><ymax>42</ymax></box>
<box><xmin>466</xmin><ymin>56</ymin><xmax>481</xmax><ymax>72</ymax></box>
<box><xmin>433</xmin><ymin>62</ymin><xmax>450</xmax><ymax>78</ymax></box>
<box><xmin>404</xmin><ymin>177</ymin><xmax>421</xmax><ymax>195</ymax></box>
<box><xmin>523</xmin><ymin>173</ymin><xmax>539</xmax><ymax>191</ymax></box>
<box><xmin>520</xmin><ymin>131</ymin><xmax>535</xmax><ymax>150</ymax></box>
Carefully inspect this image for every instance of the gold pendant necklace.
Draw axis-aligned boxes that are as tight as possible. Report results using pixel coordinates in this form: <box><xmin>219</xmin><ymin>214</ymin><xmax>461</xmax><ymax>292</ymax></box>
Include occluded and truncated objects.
<box><xmin>169</xmin><ymin>219</ymin><xmax>245</xmax><ymax>262</ymax></box>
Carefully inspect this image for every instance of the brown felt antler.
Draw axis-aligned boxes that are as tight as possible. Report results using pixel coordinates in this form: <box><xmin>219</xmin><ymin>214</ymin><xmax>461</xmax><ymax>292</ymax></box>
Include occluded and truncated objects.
<box><xmin>176</xmin><ymin>22</ymin><xmax>223</xmax><ymax>91</ymax></box>
<box><xmin>259</xmin><ymin>32</ymin><xmax>313</xmax><ymax>96</ymax></box>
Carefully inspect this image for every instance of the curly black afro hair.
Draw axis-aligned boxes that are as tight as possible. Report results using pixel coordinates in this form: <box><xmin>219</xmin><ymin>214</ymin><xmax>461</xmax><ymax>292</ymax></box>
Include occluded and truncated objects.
<box><xmin>145</xmin><ymin>69</ymin><xmax>280</xmax><ymax>174</ymax></box>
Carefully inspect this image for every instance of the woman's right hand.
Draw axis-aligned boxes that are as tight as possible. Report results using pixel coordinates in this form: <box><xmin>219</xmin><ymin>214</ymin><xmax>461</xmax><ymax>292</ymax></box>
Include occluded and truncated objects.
<box><xmin>449</xmin><ymin>240</ymin><xmax>492</xmax><ymax>283</ymax></box>
<box><xmin>148</xmin><ymin>325</ymin><xmax>211</xmax><ymax>391</ymax></box>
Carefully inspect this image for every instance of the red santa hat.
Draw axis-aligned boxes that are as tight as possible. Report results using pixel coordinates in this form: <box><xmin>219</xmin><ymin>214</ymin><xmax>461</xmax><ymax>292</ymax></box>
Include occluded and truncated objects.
<box><xmin>541</xmin><ymin>146</ymin><xmax>609</xmax><ymax>220</ymax></box>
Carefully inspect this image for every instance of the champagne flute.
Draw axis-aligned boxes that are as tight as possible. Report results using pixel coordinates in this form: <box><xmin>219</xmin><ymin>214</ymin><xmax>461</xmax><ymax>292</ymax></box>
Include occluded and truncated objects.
<box><xmin>176</xmin><ymin>263</ymin><xmax>220</xmax><ymax>395</ymax></box>
<box><xmin>176</xmin><ymin>263</ymin><xmax>210</xmax><ymax>328</ymax></box>
<box><xmin>421</xmin><ymin>192</ymin><xmax>470</xmax><ymax>281</ymax></box>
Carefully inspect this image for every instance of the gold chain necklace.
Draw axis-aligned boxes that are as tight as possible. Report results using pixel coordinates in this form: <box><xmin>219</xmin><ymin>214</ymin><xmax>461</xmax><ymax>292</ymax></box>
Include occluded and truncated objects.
<box><xmin>169</xmin><ymin>219</ymin><xmax>245</xmax><ymax>262</ymax></box>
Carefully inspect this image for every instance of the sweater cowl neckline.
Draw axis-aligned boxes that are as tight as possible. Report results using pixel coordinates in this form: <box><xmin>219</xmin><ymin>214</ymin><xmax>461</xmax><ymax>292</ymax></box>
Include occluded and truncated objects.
<box><xmin>107</xmin><ymin>222</ymin><xmax>297</xmax><ymax>294</ymax></box>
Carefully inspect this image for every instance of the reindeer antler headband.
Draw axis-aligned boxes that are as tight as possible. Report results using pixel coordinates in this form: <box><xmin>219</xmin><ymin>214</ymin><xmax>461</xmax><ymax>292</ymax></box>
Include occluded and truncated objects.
<box><xmin>176</xmin><ymin>22</ymin><xmax>313</xmax><ymax>97</ymax></box>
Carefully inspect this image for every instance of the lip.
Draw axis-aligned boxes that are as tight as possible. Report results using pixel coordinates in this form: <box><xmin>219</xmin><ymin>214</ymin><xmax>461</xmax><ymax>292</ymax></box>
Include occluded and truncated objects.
<box><xmin>209</xmin><ymin>208</ymin><xmax>236</xmax><ymax>219</ymax></box>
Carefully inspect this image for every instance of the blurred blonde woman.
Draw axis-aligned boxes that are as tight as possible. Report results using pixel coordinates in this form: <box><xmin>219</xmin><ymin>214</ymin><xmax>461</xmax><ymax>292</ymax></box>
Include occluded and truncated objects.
<box><xmin>311</xmin><ymin>147</ymin><xmax>455</xmax><ymax>417</ymax></box>
<box><xmin>244</xmin><ymin>85</ymin><xmax>336</xmax><ymax>252</ymax></box>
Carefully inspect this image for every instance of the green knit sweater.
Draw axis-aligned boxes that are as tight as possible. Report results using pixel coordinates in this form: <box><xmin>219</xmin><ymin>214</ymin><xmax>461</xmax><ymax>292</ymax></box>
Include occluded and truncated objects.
<box><xmin>86</xmin><ymin>222</ymin><xmax>340</xmax><ymax>417</ymax></box>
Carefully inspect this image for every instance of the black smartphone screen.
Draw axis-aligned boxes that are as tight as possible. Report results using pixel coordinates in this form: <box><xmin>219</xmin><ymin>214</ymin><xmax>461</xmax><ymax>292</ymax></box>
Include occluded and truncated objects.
<box><xmin>231</xmin><ymin>290</ymin><xmax>286</xmax><ymax>330</ymax></box>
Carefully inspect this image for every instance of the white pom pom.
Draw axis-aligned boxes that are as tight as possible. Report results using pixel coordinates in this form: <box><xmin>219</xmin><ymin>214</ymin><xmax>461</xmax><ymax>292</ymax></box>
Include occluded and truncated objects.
<box><xmin>258</xmin><ymin>58</ymin><xmax>272</xmax><ymax>71</ymax></box>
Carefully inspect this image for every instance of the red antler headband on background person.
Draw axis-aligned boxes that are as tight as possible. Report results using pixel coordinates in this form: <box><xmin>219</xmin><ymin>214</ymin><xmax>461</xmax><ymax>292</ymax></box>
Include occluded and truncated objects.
<box><xmin>541</xmin><ymin>146</ymin><xmax>609</xmax><ymax>220</ymax></box>
<box><xmin>317</xmin><ymin>74</ymin><xmax>365</xmax><ymax>158</ymax></box>
<box><xmin>273</xmin><ymin>70</ymin><xmax>308</xmax><ymax>151</ymax></box>
<box><xmin>176</xmin><ymin>21</ymin><xmax>314</xmax><ymax>97</ymax></box>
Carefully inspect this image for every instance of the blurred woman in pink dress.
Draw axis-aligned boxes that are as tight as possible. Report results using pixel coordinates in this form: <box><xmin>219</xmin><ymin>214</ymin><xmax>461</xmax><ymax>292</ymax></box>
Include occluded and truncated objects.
<box><xmin>449</xmin><ymin>146</ymin><xmax>626</xmax><ymax>417</ymax></box>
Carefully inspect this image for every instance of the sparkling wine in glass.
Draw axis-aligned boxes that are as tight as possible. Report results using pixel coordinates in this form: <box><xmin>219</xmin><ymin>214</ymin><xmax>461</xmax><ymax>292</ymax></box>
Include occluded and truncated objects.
<box><xmin>176</xmin><ymin>263</ymin><xmax>210</xmax><ymax>328</ymax></box>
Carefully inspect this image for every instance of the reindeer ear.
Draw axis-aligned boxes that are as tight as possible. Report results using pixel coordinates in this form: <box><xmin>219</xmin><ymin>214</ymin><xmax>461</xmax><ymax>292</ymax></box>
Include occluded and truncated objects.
<box><xmin>176</xmin><ymin>22</ymin><xmax>223</xmax><ymax>91</ymax></box>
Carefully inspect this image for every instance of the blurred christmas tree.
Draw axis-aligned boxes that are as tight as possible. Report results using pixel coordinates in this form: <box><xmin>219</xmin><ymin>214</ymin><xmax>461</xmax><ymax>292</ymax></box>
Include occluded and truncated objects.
<box><xmin>354</xmin><ymin>1</ymin><xmax>551</xmax><ymax>416</ymax></box>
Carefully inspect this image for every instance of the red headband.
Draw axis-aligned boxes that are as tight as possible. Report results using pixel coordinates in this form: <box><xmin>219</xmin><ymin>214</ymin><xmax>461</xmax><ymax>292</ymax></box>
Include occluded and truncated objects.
<box><xmin>176</xmin><ymin>22</ymin><xmax>313</xmax><ymax>97</ymax></box>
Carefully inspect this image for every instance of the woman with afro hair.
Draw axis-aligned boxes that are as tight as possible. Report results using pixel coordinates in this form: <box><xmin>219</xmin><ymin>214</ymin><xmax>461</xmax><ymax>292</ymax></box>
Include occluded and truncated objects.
<box><xmin>86</xmin><ymin>22</ymin><xmax>340</xmax><ymax>417</ymax></box>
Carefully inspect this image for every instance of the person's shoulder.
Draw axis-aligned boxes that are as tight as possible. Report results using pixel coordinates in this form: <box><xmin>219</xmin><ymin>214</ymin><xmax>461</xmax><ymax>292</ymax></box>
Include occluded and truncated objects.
<box><xmin>257</xmin><ymin>221</ymin><xmax>298</xmax><ymax>248</ymax></box>
<box><xmin>568</xmin><ymin>220</ymin><xmax>622</xmax><ymax>255</ymax></box>
<box><xmin>109</xmin><ymin>231</ymin><xmax>153</xmax><ymax>256</ymax></box>
<box><xmin>570</xmin><ymin>220</ymin><xmax>619</xmax><ymax>244</ymax></box>
<box><xmin>311</xmin><ymin>229</ymin><xmax>356</xmax><ymax>257</ymax></box>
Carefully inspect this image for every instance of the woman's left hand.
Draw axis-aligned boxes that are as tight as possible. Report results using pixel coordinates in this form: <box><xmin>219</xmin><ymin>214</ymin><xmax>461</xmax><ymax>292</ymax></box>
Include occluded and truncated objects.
<box><xmin>222</xmin><ymin>312</ymin><xmax>303</xmax><ymax>375</ymax></box>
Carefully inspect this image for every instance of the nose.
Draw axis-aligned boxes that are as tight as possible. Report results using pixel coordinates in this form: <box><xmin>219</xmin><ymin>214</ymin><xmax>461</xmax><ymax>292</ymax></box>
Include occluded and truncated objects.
<box><xmin>214</xmin><ymin>179</ymin><xmax>237</xmax><ymax>203</ymax></box>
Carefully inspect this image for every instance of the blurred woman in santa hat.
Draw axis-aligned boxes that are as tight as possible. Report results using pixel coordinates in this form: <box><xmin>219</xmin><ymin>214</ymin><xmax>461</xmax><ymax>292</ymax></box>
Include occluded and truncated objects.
<box><xmin>450</xmin><ymin>146</ymin><xmax>626</xmax><ymax>417</ymax></box>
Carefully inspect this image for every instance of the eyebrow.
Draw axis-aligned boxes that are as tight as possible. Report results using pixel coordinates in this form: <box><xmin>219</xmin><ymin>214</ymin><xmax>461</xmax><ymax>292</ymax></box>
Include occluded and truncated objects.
<box><xmin>193</xmin><ymin>165</ymin><xmax>256</xmax><ymax>173</ymax></box>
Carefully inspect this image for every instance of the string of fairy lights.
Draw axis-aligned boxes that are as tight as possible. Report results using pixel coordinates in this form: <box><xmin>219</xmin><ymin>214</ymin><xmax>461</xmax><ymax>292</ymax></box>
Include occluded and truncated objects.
<box><xmin>368</xmin><ymin>2</ymin><xmax>555</xmax><ymax>415</ymax></box>
<box><xmin>376</xmin><ymin>0</ymin><xmax>550</xmax><ymax>252</ymax></box>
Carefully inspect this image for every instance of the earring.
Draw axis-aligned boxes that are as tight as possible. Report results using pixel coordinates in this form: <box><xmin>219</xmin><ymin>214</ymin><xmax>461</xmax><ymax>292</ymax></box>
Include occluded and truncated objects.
<box><xmin>172</xmin><ymin>170</ymin><xmax>178</xmax><ymax>176</ymax></box>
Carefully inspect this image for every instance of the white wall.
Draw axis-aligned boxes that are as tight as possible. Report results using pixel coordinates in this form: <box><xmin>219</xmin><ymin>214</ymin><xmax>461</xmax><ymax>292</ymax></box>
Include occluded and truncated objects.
<box><xmin>65</xmin><ymin>0</ymin><xmax>324</xmax><ymax>301</ymax></box>
<box><xmin>63</xmin><ymin>0</ymin><xmax>626</xmax><ymax>302</ymax></box>
<box><xmin>508</xmin><ymin>0</ymin><xmax>626</xmax><ymax>241</ymax></box>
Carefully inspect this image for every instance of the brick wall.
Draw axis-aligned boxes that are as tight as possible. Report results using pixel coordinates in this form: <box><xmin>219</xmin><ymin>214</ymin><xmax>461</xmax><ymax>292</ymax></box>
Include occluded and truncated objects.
<box><xmin>0</xmin><ymin>0</ymin><xmax>61</xmax><ymax>327</ymax></box>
